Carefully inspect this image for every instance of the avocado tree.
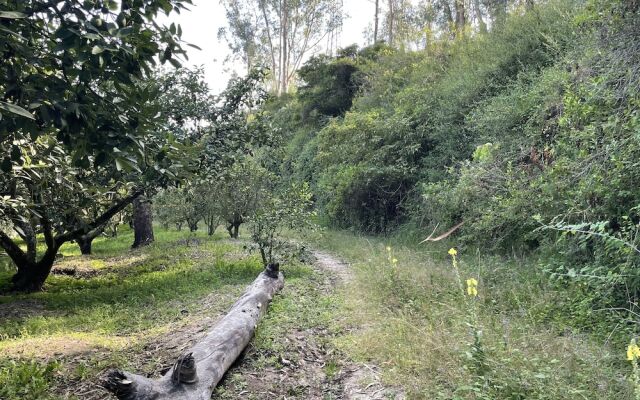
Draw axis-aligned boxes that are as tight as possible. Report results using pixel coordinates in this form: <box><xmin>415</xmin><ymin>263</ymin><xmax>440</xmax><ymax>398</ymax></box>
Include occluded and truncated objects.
<box><xmin>0</xmin><ymin>0</ymin><xmax>194</xmax><ymax>291</ymax></box>
<box><xmin>214</xmin><ymin>159</ymin><xmax>272</xmax><ymax>239</ymax></box>
<box><xmin>250</xmin><ymin>181</ymin><xmax>315</xmax><ymax>267</ymax></box>
<box><xmin>154</xmin><ymin>184</ymin><xmax>205</xmax><ymax>232</ymax></box>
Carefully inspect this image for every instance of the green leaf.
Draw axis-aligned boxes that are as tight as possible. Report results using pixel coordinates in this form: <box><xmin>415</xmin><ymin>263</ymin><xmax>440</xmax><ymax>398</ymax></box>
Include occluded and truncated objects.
<box><xmin>0</xmin><ymin>101</ymin><xmax>35</xmax><ymax>120</ymax></box>
<box><xmin>0</xmin><ymin>11</ymin><xmax>26</xmax><ymax>19</ymax></box>
<box><xmin>115</xmin><ymin>157</ymin><xmax>141</xmax><ymax>173</ymax></box>
<box><xmin>118</xmin><ymin>27</ymin><xmax>134</xmax><ymax>37</ymax></box>
<box><xmin>91</xmin><ymin>45</ymin><xmax>104</xmax><ymax>55</ymax></box>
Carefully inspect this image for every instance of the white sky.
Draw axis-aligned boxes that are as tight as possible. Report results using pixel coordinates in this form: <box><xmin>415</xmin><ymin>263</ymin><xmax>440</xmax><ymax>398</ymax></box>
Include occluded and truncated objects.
<box><xmin>162</xmin><ymin>0</ymin><xmax>374</xmax><ymax>93</ymax></box>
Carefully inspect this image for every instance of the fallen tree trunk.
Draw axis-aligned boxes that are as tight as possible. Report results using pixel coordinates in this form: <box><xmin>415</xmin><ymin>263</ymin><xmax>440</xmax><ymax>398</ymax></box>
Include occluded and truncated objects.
<box><xmin>104</xmin><ymin>263</ymin><xmax>284</xmax><ymax>400</ymax></box>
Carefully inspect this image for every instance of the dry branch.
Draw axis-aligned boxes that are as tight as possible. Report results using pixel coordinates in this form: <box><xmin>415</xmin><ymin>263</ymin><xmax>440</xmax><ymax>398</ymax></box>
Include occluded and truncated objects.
<box><xmin>104</xmin><ymin>263</ymin><xmax>284</xmax><ymax>400</ymax></box>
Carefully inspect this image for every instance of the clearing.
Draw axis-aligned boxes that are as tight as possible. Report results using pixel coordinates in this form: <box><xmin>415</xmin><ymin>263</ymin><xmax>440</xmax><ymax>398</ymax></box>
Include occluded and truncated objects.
<box><xmin>0</xmin><ymin>227</ymin><xmax>632</xmax><ymax>399</ymax></box>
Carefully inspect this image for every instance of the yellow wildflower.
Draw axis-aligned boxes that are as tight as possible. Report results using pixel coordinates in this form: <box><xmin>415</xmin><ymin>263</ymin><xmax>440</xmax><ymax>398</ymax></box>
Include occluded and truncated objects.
<box><xmin>448</xmin><ymin>248</ymin><xmax>457</xmax><ymax>256</ymax></box>
<box><xmin>466</xmin><ymin>278</ymin><xmax>478</xmax><ymax>297</ymax></box>
<box><xmin>386</xmin><ymin>246</ymin><xmax>391</xmax><ymax>252</ymax></box>
<box><xmin>628</xmin><ymin>339</ymin><xmax>640</xmax><ymax>361</ymax></box>
<box><xmin>392</xmin><ymin>258</ymin><xmax>398</xmax><ymax>264</ymax></box>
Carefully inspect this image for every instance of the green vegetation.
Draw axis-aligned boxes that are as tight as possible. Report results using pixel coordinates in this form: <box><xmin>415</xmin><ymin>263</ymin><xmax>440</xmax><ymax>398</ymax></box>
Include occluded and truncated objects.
<box><xmin>2</xmin><ymin>0</ymin><xmax>639</xmax><ymax>398</ymax></box>
<box><xmin>308</xmin><ymin>230</ymin><xmax>631</xmax><ymax>399</ymax></box>
<box><xmin>0</xmin><ymin>227</ymin><xmax>314</xmax><ymax>399</ymax></box>
<box><xmin>271</xmin><ymin>0</ymin><xmax>640</xmax><ymax>377</ymax></box>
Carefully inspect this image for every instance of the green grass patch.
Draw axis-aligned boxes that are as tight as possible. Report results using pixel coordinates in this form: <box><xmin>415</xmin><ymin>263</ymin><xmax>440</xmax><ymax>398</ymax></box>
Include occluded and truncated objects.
<box><xmin>0</xmin><ymin>226</ymin><xmax>267</xmax><ymax>399</ymax></box>
<box><xmin>306</xmin><ymin>230</ymin><xmax>633</xmax><ymax>399</ymax></box>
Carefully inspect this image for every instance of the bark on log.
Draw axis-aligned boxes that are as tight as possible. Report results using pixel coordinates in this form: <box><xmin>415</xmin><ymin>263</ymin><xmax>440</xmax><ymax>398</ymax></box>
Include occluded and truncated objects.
<box><xmin>104</xmin><ymin>263</ymin><xmax>284</xmax><ymax>400</ymax></box>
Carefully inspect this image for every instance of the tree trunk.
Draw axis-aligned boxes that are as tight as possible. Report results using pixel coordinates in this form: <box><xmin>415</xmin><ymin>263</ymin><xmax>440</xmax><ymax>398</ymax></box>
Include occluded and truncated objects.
<box><xmin>176</xmin><ymin>222</ymin><xmax>183</xmax><ymax>231</ymax></box>
<box><xmin>9</xmin><ymin>245</ymin><xmax>60</xmax><ymax>292</ymax></box>
<box><xmin>374</xmin><ymin>0</ymin><xmax>379</xmax><ymax>43</ymax></box>
<box><xmin>205</xmin><ymin>216</ymin><xmax>218</xmax><ymax>236</ymax></box>
<box><xmin>279</xmin><ymin>0</ymin><xmax>289</xmax><ymax>96</ymax></box>
<box><xmin>226</xmin><ymin>223</ymin><xmax>240</xmax><ymax>239</ymax></box>
<box><xmin>443</xmin><ymin>0</ymin><xmax>454</xmax><ymax>38</ymax></box>
<box><xmin>13</xmin><ymin>219</ymin><xmax>37</xmax><ymax>263</ymax></box>
<box><xmin>233</xmin><ymin>223</ymin><xmax>239</xmax><ymax>239</ymax></box>
<box><xmin>226</xmin><ymin>214</ymin><xmax>241</xmax><ymax>239</ymax></box>
<box><xmin>188</xmin><ymin>220</ymin><xmax>198</xmax><ymax>232</ymax></box>
<box><xmin>474</xmin><ymin>0</ymin><xmax>487</xmax><ymax>33</ymax></box>
<box><xmin>2</xmin><ymin>191</ymin><xmax>142</xmax><ymax>292</ymax></box>
<box><xmin>454</xmin><ymin>0</ymin><xmax>466</xmax><ymax>35</ymax></box>
<box><xmin>490</xmin><ymin>0</ymin><xmax>508</xmax><ymax>28</ymax></box>
<box><xmin>76</xmin><ymin>236</ymin><xmax>93</xmax><ymax>255</ymax></box>
<box><xmin>387</xmin><ymin>0</ymin><xmax>394</xmax><ymax>46</ymax></box>
<box><xmin>132</xmin><ymin>196</ymin><xmax>154</xmax><ymax>248</ymax></box>
<box><xmin>105</xmin><ymin>265</ymin><xmax>284</xmax><ymax>400</ymax></box>
<box><xmin>75</xmin><ymin>226</ymin><xmax>104</xmax><ymax>256</ymax></box>
<box><xmin>226</xmin><ymin>223</ymin><xmax>234</xmax><ymax>238</ymax></box>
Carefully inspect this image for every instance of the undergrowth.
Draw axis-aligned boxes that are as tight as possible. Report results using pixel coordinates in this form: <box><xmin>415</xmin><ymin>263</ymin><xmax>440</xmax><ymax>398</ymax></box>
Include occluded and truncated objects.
<box><xmin>309</xmin><ymin>230</ymin><xmax>632</xmax><ymax>399</ymax></box>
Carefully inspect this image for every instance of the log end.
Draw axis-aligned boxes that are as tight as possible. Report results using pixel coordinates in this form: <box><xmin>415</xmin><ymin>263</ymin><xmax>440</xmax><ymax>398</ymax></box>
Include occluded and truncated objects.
<box><xmin>171</xmin><ymin>352</ymin><xmax>198</xmax><ymax>385</ymax></box>
<box><xmin>265</xmin><ymin>262</ymin><xmax>280</xmax><ymax>279</ymax></box>
<box><xmin>103</xmin><ymin>370</ymin><xmax>139</xmax><ymax>400</ymax></box>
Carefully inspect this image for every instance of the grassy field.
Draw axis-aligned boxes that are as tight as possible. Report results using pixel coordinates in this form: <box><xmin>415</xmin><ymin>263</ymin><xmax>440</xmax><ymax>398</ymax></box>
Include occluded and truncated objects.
<box><xmin>305</xmin><ymin>230</ymin><xmax>633</xmax><ymax>399</ymax></box>
<box><xmin>0</xmin><ymin>227</ymin><xmax>634</xmax><ymax>399</ymax></box>
<box><xmin>0</xmin><ymin>227</ymin><xmax>314</xmax><ymax>399</ymax></box>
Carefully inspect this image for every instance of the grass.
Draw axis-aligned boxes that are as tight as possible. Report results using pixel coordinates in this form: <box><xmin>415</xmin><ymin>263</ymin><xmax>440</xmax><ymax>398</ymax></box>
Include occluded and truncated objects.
<box><xmin>1</xmin><ymin>226</ymin><xmax>633</xmax><ymax>399</ymax></box>
<box><xmin>0</xmin><ymin>226</ymin><xmax>270</xmax><ymax>399</ymax></box>
<box><xmin>305</xmin><ymin>230</ymin><xmax>633</xmax><ymax>399</ymax></box>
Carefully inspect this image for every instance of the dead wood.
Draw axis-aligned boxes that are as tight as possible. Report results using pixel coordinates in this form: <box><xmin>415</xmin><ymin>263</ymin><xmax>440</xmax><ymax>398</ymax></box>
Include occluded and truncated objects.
<box><xmin>104</xmin><ymin>264</ymin><xmax>284</xmax><ymax>400</ymax></box>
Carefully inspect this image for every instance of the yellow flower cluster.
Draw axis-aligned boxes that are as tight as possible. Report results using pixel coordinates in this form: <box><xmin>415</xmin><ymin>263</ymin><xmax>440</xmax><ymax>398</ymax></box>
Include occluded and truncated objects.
<box><xmin>385</xmin><ymin>246</ymin><xmax>398</xmax><ymax>265</ymax></box>
<box><xmin>466</xmin><ymin>278</ymin><xmax>478</xmax><ymax>297</ymax></box>
<box><xmin>448</xmin><ymin>248</ymin><xmax>458</xmax><ymax>256</ymax></box>
<box><xmin>628</xmin><ymin>340</ymin><xmax>640</xmax><ymax>361</ymax></box>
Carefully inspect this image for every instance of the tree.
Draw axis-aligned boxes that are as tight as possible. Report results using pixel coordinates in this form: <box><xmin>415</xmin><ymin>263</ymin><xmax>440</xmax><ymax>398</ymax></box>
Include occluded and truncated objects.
<box><xmin>215</xmin><ymin>159</ymin><xmax>272</xmax><ymax>239</ymax></box>
<box><xmin>219</xmin><ymin>0</ymin><xmax>343</xmax><ymax>95</ymax></box>
<box><xmin>388</xmin><ymin>0</ymin><xmax>395</xmax><ymax>45</ymax></box>
<box><xmin>454</xmin><ymin>0</ymin><xmax>466</xmax><ymax>34</ymax></box>
<box><xmin>0</xmin><ymin>0</ymin><xmax>193</xmax><ymax>291</ymax></box>
<box><xmin>154</xmin><ymin>186</ymin><xmax>203</xmax><ymax>232</ymax></box>
<box><xmin>297</xmin><ymin>47</ymin><xmax>360</xmax><ymax>120</ymax></box>
<box><xmin>374</xmin><ymin>0</ymin><xmax>380</xmax><ymax>43</ymax></box>
<box><xmin>195</xmin><ymin>184</ymin><xmax>221</xmax><ymax>236</ymax></box>
<box><xmin>132</xmin><ymin>195</ymin><xmax>155</xmax><ymax>247</ymax></box>
<box><xmin>128</xmin><ymin>66</ymin><xmax>215</xmax><ymax>247</ymax></box>
<box><xmin>370</xmin><ymin>0</ymin><xmax>437</xmax><ymax>49</ymax></box>
<box><xmin>250</xmin><ymin>182</ymin><xmax>315</xmax><ymax>267</ymax></box>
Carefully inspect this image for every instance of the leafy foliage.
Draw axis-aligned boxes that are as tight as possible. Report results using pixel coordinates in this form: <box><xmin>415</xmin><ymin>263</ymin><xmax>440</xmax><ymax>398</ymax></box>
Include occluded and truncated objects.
<box><xmin>249</xmin><ymin>182</ymin><xmax>315</xmax><ymax>266</ymax></box>
<box><xmin>0</xmin><ymin>0</ymin><xmax>197</xmax><ymax>291</ymax></box>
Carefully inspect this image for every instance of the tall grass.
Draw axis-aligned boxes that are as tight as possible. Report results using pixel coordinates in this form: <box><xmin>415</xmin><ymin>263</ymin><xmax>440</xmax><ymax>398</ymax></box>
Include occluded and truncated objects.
<box><xmin>309</xmin><ymin>230</ymin><xmax>631</xmax><ymax>399</ymax></box>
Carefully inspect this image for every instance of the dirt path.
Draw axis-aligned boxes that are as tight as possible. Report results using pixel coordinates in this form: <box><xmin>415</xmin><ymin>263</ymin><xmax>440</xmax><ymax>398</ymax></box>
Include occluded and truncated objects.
<box><xmin>214</xmin><ymin>250</ymin><xmax>405</xmax><ymax>400</ymax></box>
<box><xmin>310</xmin><ymin>251</ymin><xmax>405</xmax><ymax>400</ymax></box>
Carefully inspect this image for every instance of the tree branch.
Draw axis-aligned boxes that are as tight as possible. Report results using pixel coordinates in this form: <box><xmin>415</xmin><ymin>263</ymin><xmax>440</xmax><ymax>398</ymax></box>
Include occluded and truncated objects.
<box><xmin>0</xmin><ymin>229</ymin><xmax>29</xmax><ymax>268</ymax></box>
<box><xmin>57</xmin><ymin>189</ymin><xmax>144</xmax><ymax>243</ymax></box>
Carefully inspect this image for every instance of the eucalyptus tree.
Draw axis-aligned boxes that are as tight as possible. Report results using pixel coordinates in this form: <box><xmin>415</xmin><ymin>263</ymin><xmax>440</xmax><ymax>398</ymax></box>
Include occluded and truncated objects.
<box><xmin>218</xmin><ymin>0</ymin><xmax>343</xmax><ymax>95</ymax></box>
<box><xmin>0</xmin><ymin>0</ymin><xmax>194</xmax><ymax>291</ymax></box>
